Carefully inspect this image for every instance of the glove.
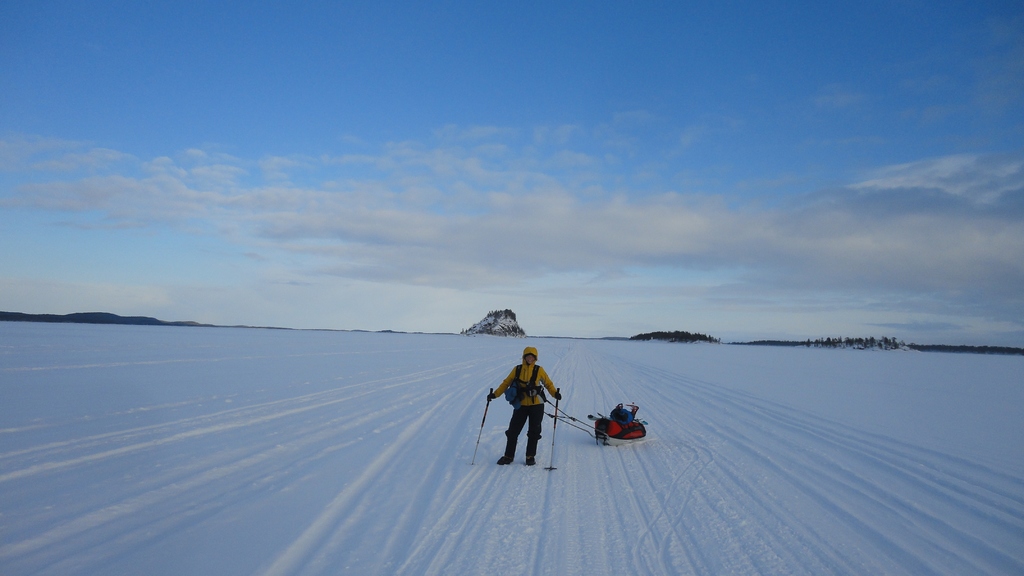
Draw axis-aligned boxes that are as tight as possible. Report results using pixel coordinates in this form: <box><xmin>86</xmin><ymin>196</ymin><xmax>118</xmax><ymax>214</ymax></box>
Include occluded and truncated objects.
<box><xmin>554</xmin><ymin>390</ymin><xmax>562</xmax><ymax>401</ymax></box>
<box><xmin>487</xmin><ymin>392</ymin><xmax>496</xmax><ymax>401</ymax></box>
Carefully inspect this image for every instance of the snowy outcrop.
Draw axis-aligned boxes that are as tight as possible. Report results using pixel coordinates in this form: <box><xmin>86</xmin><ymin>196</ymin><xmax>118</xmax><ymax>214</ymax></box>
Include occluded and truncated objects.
<box><xmin>461</xmin><ymin>309</ymin><xmax>526</xmax><ymax>337</ymax></box>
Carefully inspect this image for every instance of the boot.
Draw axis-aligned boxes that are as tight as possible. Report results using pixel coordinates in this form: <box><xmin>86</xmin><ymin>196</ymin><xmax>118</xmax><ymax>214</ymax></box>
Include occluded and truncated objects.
<box><xmin>525</xmin><ymin>456</ymin><xmax>536</xmax><ymax>466</ymax></box>
<box><xmin>497</xmin><ymin>455</ymin><xmax>513</xmax><ymax>465</ymax></box>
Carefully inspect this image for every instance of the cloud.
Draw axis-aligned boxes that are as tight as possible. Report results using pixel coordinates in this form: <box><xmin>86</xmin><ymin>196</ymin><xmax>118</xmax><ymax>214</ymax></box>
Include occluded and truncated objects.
<box><xmin>9</xmin><ymin>173</ymin><xmax>222</xmax><ymax>226</ymax></box>
<box><xmin>434</xmin><ymin>124</ymin><xmax>518</xmax><ymax>142</ymax></box>
<box><xmin>5</xmin><ymin>135</ymin><xmax>1022</xmax><ymax>329</ymax></box>
<box><xmin>814</xmin><ymin>83</ymin><xmax>866</xmax><ymax>109</ymax></box>
<box><xmin>869</xmin><ymin>321</ymin><xmax>963</xmax><ymax>332</ymax></box>
<box><xmin>533</xmin><ymin>125</ymin><xmax>579</xmax><ymax>146</ymax></box>
<box><xmin>0</xmin><ymin>276</ymin><xmax>174</xmax><ymax>316</ymax></box>
<box><xmin>594</xmin><ymin>110</ymin><xmax>660</xmax><ymax>151</ymax></box>
<box><xmin>769</xmin><ymin>193</ymin><xmax>1023</xmax><ymax>300</ymax></box>
<box><xmin>678</xmin><ymin>126</ymin><xmax>704</xmax><ymax>148</ymax></box>
<box><xmin>851</xmin><ymin>152</ymin><xmax>1024</xmax><ymax>203</ymax></box>
<box><xmin>29</xmin><ymin>148</ymin><xmax>134</xmax><ymax>172</ymax></box>
<box><xmin>259</xmin><ymin>156</ymin><xmax>310</xmax><ymax>182</ymax></box>
<box><xmin>190</xmin><ymin>164</ymin><xmax>248</xmax><ymax>188</ymax></box>
<box><xmin>0</xmin><ymin>135</ymin><xmax>133</xmax><ymax>172</ymax></box>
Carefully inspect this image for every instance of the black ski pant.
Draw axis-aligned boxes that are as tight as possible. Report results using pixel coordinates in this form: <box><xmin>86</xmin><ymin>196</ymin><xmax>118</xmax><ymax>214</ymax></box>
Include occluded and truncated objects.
<box><xmin>504</xmin><ymin>403</ymin><xmax>544</xmax><ymax>459</ymax></box>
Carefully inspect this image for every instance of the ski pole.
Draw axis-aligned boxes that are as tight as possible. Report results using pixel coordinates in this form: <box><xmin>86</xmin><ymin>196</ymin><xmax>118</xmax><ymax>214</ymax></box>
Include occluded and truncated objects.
<box><xmin>545</xmin><ymin>389</ymin><xmax>560</xmax><ymax>471</ymax></box>
<box><xmin>471</xmin><ymin>388</ymin><xmax>493</xmax><ymax>465</ymax></box>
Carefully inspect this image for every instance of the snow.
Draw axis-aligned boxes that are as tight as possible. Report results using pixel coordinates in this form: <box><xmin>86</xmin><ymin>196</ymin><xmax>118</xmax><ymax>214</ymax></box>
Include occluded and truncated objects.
<box><xmin>1</xmin><ymin>323</ymin><xmax>1022</xmax><ymax>576</ymax></box>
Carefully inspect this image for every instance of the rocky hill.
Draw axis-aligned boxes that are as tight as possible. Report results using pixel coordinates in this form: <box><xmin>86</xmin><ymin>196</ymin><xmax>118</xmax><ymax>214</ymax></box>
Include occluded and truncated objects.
<box><xmin>461</xmin><ymin>309</ymin><xmax>525</xmax><ymax>337</ymax></box>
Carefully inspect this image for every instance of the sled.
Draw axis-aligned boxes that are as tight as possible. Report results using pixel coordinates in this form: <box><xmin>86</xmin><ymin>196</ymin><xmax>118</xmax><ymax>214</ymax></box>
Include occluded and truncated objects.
<box><xmin>588</xmin><ymin>403</ymin><xmax>647</xmax><ymax>446</ymax></box>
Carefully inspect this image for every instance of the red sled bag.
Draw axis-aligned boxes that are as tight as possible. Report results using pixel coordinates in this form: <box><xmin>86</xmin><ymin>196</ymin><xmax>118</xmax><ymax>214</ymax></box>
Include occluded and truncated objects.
<box><xmin>593</xmin><ymin>404</ymin><xmax>647</xmax><ymax>446</ymax></box>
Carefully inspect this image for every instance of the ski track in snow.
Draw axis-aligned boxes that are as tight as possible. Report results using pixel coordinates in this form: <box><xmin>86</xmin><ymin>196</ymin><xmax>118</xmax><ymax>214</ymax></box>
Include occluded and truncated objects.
<box><xmin>1</xmin><ymin>324</ymin><xmax>1022</xmax><ymax>575</ymax></box>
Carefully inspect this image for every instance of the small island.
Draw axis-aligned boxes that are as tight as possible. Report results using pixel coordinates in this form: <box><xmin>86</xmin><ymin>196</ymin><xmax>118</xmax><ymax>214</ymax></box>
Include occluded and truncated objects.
<box><xmin>630</xmin><ymin>330</ymin><xmax>721</xmax><ymax>344</ymax></box>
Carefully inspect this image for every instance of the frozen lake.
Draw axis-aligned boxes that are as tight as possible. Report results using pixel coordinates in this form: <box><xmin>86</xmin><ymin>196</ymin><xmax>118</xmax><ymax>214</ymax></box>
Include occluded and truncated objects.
<box><xmin>1</xmin><ymin>323</ymin><xmax>1022</xmax><ymax>575</ymax></box>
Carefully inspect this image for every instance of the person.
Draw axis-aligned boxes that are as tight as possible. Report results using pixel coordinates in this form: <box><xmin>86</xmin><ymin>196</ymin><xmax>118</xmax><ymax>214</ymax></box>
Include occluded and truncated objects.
<box><xmin>487</xmin><ymin>346</ymin><xmax>561</xmax><ymax>466</ymax></box>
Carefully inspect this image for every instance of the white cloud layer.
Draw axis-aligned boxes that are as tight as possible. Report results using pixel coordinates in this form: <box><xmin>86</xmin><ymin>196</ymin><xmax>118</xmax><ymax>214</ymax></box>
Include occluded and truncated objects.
<box><xmin>2</xmin><ymin>134</ymin><xmax>1022</xmax><ymax>341</ymax></box>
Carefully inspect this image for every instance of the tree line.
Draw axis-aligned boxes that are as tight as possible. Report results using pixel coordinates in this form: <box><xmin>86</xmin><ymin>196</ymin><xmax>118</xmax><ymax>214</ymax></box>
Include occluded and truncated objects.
<box><xmin>740</xmin><ymin>337</ymin><xmax>1024</xmax><ymax>355</ymax></box>
<box><xmin>743</xmin><ymin>336</ymin><xmax>905</xmax><ymax>350</ymax></box>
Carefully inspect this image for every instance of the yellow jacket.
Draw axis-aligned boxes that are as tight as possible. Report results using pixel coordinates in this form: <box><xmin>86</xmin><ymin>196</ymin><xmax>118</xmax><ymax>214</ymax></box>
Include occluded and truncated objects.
<box><xmin>493</xmin><ymin>363</ymin><xmax>558</xmax><ymax>407</ymax></box>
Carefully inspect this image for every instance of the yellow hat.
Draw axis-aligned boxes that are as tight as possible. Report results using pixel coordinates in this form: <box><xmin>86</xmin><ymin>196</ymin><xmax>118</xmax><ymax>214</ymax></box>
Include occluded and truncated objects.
<box><xmin>522</xmin><ymin>346</ymin><xmax>538</xmax><ymax>358</ymax></box>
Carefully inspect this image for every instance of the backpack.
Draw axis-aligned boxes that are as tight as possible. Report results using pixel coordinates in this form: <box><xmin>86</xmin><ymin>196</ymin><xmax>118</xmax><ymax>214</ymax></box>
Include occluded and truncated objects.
<box><xmin>609</xmin><ymin>403</ymin><xmax>634</xmax><ymax>424</ymax></box>
<box><xmin>504</xmin><ymin>364</ymin><xmax>542</xmax><ymax>409</ymax></box>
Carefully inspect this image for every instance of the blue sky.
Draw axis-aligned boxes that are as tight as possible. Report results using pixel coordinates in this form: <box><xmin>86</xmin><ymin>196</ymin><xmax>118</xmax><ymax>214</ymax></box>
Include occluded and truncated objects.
<box><xmin>2</xmin><ymin>1</ymin><xmax>1023</xmax><ymax>344</ymax></box>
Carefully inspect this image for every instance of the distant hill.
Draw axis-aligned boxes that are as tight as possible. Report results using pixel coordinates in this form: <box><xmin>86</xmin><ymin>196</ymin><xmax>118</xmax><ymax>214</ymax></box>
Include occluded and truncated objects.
<box><xmin>461</xmin><ymin>309</ymin><xmax>526</xmax><ymax>337</ymax></box>
<box><xmin>0</xmin><ymin>311</ymin><xmax>213</xmax><ymax>327</ymax></box>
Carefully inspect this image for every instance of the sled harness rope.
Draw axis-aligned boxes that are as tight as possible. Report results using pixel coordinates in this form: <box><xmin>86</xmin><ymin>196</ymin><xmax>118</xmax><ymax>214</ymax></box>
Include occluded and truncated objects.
<box><xmin>543</xmin><ymin>398</ymin><xmax>596</xmax><ymax>439</ymax></box>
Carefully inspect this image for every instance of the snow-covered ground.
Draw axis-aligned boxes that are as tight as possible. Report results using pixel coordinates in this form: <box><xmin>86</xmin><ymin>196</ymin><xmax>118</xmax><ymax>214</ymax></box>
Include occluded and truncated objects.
<box><xmin>1</xmin><ymin>323</ymin><xmax>1022</xmax><ymax>575</ymax></box>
